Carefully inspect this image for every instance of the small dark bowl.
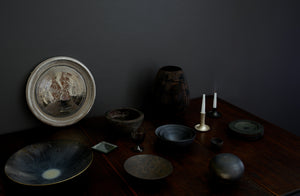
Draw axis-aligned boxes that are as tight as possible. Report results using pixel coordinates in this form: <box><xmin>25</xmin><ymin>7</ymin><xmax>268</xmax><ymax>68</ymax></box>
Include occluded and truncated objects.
<box><xmin>5</xmin><ymin>140</ymin><xmax>93</xmax><ymax>186</ymax></box>
<box><xmin>155</xmin><ymin>124</ymin><xmax>196</xmax><ymax>147</ymax></box>
<box><xmin>210</xmin><ymin>137</ymin><xmax>224</xmax><ymax>150</ymax></box>
<box><xmin>105</xmin><ymin>107</ymin><xmax>144</xmax><ymax>135</ymax></box>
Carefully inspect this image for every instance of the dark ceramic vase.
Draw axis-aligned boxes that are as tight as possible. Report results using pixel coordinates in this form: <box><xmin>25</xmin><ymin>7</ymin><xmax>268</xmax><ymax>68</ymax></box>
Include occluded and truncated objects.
<box><xmin>153</xmin><ymin>66</ymin><xmax>190</xmax><ymax>117</ymax></box>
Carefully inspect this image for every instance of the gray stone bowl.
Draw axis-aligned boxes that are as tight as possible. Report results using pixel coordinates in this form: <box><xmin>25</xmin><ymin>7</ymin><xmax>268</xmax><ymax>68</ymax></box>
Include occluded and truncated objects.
<box><xmin>5</xmin><ymin>140</ymin><xmax>93</xmax><ymax>186</ymax></box>
<box><xmin>124</xmin><ymin>154</ymin><xmax>173</xmax><ymax>180</ymax></box>
<box><xmin>105</xmin><ymin>107</ymin><xmax>144</xmax><ymax>135</ymax></box>
<box><xmin>155</xmin><ymin>124</ymin><xmax>196</xmax><ymax>147</ymax></box>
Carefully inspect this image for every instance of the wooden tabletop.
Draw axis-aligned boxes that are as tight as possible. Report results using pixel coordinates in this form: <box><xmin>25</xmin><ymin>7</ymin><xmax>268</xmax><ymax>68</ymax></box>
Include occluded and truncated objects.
<box><xmin>0</xmin><ymin>96</ymin><xmax>299</xmax><ymax>196</ymax></box>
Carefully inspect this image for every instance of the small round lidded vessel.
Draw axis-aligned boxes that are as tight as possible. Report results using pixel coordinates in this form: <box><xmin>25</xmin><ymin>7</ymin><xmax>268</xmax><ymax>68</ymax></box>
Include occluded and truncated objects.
<box><xmin>105</xmin><ymin>107</ymin><xmax>144</xmax><ymax>136</ymax></box>
<box><xmin>209</xmin><ymin>153</ymin><xmax>245</xmax><ymax>184</ymax></box>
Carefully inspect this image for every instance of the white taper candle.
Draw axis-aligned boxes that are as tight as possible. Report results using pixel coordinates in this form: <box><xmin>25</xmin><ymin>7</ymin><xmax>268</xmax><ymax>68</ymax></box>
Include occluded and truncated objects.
<box><xmin>201</xmin><ymin>94</ymin><xmax>206</xmax><ymax>114</ymax></box>
<box><xmin>213</xmin><ymin>92</ymin><xmax>217</xmax><ymax>109</ymax></box>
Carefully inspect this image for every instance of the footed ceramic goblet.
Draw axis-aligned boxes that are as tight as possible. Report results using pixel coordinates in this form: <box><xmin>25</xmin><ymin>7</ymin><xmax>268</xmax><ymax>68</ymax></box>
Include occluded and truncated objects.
<box><xmin>131</xmin><ymin>128</ymin><xmax>145</xmax><ymax>152</ymax></box>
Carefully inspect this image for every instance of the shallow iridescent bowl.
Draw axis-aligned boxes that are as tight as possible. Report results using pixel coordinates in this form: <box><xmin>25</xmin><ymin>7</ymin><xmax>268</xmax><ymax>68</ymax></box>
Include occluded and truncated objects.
<box><xmin>4</xmin><ymin>140</ymin><xmax>93</xmax><ymax>186</ymax></box>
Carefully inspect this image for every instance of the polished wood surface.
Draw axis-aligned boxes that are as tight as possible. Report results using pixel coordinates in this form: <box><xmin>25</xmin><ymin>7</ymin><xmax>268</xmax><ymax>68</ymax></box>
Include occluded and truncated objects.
<box><xmin>0</xmin><ymin>96</ymin><xmax>299</xmax><ymax>195</ymax></box>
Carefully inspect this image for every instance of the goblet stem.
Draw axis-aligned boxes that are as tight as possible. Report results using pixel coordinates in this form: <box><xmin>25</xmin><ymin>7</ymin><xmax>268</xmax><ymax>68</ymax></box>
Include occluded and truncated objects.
<box><xmin>136</xmin><ymin>145</ymin><xmax>143</xmax><ymax>152</ymax></box>
<box><xmin>132</xmin><ymin>144</ymin><xmax>143</xmax><ymax>152</ymax></box>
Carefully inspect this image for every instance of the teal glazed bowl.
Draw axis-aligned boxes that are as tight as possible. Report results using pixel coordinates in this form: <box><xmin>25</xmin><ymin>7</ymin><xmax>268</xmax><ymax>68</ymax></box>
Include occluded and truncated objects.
<box><xmin>155</xmin><ymin>124</ymin><xmax>196</xmax><ymax>147</ymax></box>
<box><xmin>5</xmin><ymin>140</ymin><xmax>93</xmax><ymax>186</ymax></box>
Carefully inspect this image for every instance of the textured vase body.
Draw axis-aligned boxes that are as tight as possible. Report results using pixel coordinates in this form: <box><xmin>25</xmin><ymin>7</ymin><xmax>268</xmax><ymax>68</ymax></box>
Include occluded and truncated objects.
<box><xmin>153</xmin><ymin>66</ymin><xmax>190</xmax><ymax>117</ymax></box>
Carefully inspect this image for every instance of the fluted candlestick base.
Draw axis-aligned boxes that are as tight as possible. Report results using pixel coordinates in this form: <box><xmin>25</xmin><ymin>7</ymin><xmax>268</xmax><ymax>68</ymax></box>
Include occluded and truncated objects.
<box><xmin>195</xmin><ymin>123</ymin><xmax>210</xmax><ymax>132</ymax></box>
<box><xmin>194</xmin><ymin>113</ymin><xmax>210</xmax><ymax>132</ymax></box>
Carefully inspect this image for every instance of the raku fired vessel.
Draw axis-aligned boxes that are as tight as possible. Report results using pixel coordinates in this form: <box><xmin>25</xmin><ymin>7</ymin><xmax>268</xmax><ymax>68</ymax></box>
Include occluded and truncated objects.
<box><xmin>105</xmin><ymin>107</ymin><xmax>144</xmax><ymax>136</ymax></box>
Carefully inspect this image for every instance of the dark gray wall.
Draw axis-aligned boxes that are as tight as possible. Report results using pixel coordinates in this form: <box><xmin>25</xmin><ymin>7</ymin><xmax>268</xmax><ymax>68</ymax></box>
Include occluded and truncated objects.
<box><xmin>1</xmin><ymin>1</ymin><xmax>299</xmax><ymax>135</ymax></box>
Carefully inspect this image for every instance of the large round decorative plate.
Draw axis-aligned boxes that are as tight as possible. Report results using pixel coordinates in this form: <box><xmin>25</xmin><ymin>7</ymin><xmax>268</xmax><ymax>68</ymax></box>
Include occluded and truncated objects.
<box><xmin>124</xmin><ymin>154</ymin><xmax>173</xmax><ymax>180</ymax></box>
<box><xmin>26</xmin><ymin>56</ymin><xmax>96</xmax><ymax>126</ymax></box>
<box><xmin>5</xmin><ymin>140</ymin><xmax>93</xmax><ymax>186</ymax></box>
<box><xmin>228</xmin><ymin>119</ymin><xmax>264</xmax><ymax>140</ymax></box>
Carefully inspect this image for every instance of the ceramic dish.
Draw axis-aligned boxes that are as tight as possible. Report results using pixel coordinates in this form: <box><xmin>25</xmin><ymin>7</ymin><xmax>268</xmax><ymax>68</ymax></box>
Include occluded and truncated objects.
<box><xmin>228</xmin><ymin>119</ymin><xmax>264</xmax><ymax>140</ymax></box>
<box><xmin>155</xmin><ymin>124</ymin><xmax>196</xmax><ymax>147</ymax></box>
<box><xmin>5</xmin><ymin>140</ymin><xmax>93</xmax><ymax>186</ymax></box>
<box><xmin>124</xmin><ymin>154</ymin><xmax>173</xmax><ymax>180</ymax></box>
<box><xmin>26</xmin><ymin>56</ymin><xmax>96</xmax><ymax>126</ymax></box>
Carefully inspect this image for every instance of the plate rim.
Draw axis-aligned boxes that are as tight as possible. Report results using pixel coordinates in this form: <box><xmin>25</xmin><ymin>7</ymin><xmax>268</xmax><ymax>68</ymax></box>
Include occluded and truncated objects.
<box><xmin>26</xmin><ymin>56</ymin><xmax>96</xmax><ymax>127</ymax></box>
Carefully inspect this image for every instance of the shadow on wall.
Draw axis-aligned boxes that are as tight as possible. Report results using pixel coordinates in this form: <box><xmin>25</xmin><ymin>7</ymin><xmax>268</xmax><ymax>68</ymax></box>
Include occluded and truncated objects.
<box><xmin>125</xmin><ymin>63</ymin><xmax>159</xmax><ymax>115</ymax></box>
